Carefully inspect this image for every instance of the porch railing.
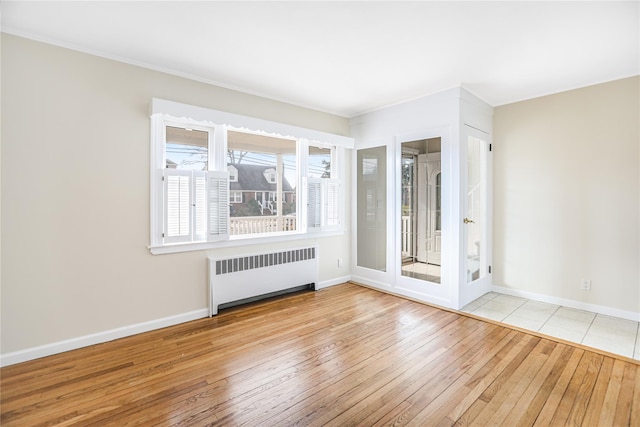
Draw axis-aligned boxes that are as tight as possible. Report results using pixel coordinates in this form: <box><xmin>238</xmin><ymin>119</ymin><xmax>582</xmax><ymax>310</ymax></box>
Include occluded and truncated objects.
<box><xmin>229</xmin><ymin>216</ymin><xmax>296</xmax><ymax>235</ymax></box>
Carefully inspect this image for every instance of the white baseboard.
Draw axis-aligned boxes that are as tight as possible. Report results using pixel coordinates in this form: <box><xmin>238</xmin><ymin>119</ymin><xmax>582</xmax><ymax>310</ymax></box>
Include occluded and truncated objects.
<box><xmin>492</xmin><ymin>285</ymin><xmax>640</xmax><ymax>322</ymax></box>
<box><xmin>349</xmin><ymin>275</ymin><xmax>395</xmax><ymax>292</ymax></box>
<box><xmin>14</xmin><ymin>280</ymin><xmax>631</xmax><ymax>368</ymax></box>
<box><xmin>0</xmin><ymin>308</ymin><xmax>209</xmax><ymax>367</ymax></box>
<box><xmin>316</xmin><ymin>275</ymin><xmax>351</xmax><ymax>290</ymax></box>
<box><xmin>0</xmin><ymin>278</ymin><xmax>351</xmax><ymax>367</ymax></box>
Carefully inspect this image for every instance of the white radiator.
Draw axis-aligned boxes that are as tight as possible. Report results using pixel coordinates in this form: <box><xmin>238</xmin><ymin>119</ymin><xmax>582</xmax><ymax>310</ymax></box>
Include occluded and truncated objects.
<box><xmin>208</xmin><ymin>246</ymin><xmax>319</xmax><ymax>316</ymax></box>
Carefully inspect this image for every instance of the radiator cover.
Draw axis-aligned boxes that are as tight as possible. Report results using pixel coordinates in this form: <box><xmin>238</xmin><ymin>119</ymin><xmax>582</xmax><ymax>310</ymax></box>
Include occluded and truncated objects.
<box><xmin>208</xmin><ymin>246</ymin><xmax>319</xmax><ymax>316</ymax></box>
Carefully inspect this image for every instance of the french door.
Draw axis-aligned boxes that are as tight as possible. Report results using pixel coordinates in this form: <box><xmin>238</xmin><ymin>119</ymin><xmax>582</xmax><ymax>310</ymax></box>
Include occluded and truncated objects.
<box><xmin>354</xmin><ymin>125</ymin><xmax>492</xmax><ymax>309</ymax></box>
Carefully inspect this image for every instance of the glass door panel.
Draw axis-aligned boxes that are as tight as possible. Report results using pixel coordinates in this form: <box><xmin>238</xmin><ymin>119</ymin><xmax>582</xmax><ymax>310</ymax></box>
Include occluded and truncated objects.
<box><xmin>465</xmin><ymin>135</ymin><xmax>487</xmax><ymax>283</ymax></box>
<box><xmin>357</xmin><ymin>146</ymin><xmax>386</xmax><ymax>271</ymax></box>
<box><xmin>400</xmin><ymin>138</ymin><xmax>442</xmax><ymax>283</ymax></box>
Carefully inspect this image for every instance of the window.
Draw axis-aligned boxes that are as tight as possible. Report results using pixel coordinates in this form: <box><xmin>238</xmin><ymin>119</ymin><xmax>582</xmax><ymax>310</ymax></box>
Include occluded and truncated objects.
<box><xmin>263</xmin><ymin>168</ymin><xmax>277</xmax><ymax>184</ymax></box>
<box><xmin>149</xmin><ymin>98</ymin><xmax>353</xmax><ymax>254</ymax></box>
<box><xmin>227</xmin><ymin>130</ymin><xmax>297</xmax><ymax>235</ymax></box>
<box><xmin>165</xmin><ymin>126</ymin><xmax>208</xmax><ymax>170</ymax></box>
<box><xmin>230</xmin><ymin>191</ymin><xmax>242</xmax><ymax>203</ymax></box>
<box><xmin>160</xmin><ymin>123</ymin><xmax>224</xmax><ymax>244</ymax></box>
<box><xmin>307</xmin><ymin>145</ymin><xmax>340</xmax><ymax>232</ymax></box>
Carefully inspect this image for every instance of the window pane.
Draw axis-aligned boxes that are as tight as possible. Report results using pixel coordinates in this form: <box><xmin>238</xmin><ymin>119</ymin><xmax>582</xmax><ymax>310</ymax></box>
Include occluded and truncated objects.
<box><xmin>227</xmin><ymin>130</ymin><xmax>297</xmax><ymax>235</ymax></box>
<box><xmin>466</xmin><ymin>135</ymin><xmax>486</xmax><ymax>283</ymax></box>
<box><xmin>165</xmin><ymin>126</ymin><xmax>208</xmax><ymax>170</ymax></box>
<box><xmin>357</xmin><ymin>146</ymin><xmax>386</xmax><ymax>271</ymax></box>
<box><xmin>309</xmin><ymin>146</ymin><xmax>332</xmax><ymax>178</ymax></box>
<box><xmin>399</xmin><ymin>138</ymin><xmax>442</xmax><ymax>283</ymax></box>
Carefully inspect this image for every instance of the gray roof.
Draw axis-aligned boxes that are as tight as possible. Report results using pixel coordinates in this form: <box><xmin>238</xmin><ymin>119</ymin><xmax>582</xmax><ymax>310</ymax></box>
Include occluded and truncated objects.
<box><xmin>229</xmin><ymin>163</ymin><xmax>294</xmax><ymax>192</ymax></box>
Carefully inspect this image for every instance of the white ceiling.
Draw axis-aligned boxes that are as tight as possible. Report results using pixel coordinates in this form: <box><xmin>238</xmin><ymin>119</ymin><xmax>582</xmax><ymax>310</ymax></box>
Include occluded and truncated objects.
<box><xmin>2</xmin><ymin>1</ymin><xmax>638</xmax><ymax>117</ymax></box>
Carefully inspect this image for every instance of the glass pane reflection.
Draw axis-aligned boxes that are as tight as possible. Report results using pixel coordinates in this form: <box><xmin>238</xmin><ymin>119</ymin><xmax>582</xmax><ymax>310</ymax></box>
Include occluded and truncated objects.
<box><xmin>400</xmin><ymin>138</ymin><xmax>442</xmax><ymax>284</ymax></box>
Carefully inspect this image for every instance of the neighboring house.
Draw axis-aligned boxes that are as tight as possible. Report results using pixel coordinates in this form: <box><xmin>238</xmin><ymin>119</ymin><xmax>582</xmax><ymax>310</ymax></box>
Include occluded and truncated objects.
<box><xmin>228</xmin><ymin>163</ymin><xmax>295</xmax><ymax>216</ymax></box>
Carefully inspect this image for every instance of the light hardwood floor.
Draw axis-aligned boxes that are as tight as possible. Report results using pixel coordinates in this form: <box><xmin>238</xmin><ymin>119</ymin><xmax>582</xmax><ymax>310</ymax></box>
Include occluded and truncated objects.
<box><xmin>1</xmin><ymin>283</ymin><xmax>638</xmax><ymax>426</ymax></box>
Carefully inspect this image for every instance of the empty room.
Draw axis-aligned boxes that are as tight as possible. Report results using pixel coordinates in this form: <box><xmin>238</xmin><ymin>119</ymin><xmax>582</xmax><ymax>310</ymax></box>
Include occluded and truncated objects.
<box><xmin>1</xmin><ymin>1</ymin><xmax>638</xmax><ymax>426</ymax></box>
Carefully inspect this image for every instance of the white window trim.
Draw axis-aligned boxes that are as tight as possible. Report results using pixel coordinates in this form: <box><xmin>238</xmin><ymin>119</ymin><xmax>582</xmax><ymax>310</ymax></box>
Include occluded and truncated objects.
<box><xmin>151</xmin><ymin>98</ymin><xmax>355</xmax><ymax>149</ymax></box>
<box><xmin>149</xmin><ymin>98</ymin><xmax>354</xmax><ymax>255</ymax></box>
<box><xmin>150</xmin><ymin>115</ymin><xmax>219</xmax><ymax>248</ymax></box>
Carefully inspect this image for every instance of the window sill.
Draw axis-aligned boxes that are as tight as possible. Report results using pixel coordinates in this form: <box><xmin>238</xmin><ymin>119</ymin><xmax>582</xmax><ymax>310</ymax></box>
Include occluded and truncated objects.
<box><xmin>149</xmin><ymin>229</ymin><xmax>344</xmax><ymax>255</ymax></box>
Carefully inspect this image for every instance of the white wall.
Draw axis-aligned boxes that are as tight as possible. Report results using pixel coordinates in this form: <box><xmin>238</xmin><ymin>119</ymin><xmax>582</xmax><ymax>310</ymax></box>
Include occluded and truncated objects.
<box><xmin>493</xmin><ymin>76</ymin><xmax>640</xmax><ymax>317</ymax></box>
<box><xmin>1</xmin><ymin>34</ymin><xmax>351</xmax><ymax>361</ymax></box>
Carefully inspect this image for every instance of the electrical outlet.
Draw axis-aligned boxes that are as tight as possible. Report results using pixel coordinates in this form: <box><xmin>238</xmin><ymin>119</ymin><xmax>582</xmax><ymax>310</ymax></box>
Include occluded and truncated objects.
<box><xmin>581</xmin><ymin>279</ymin><xmax>591</xmax><ymax>291</ymax></box>
<box><xmin>337</xmin><ymin>258</ymin><xmax>343</xmax><ymax>268</ymax></box>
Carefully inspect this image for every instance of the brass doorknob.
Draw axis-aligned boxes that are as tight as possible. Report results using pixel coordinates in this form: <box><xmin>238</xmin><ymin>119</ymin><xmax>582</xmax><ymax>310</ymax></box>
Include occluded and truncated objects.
<box><xmin>464</xmin><ymin>218</ymin><xmax>475</xmax><ymax>224</ymax></box>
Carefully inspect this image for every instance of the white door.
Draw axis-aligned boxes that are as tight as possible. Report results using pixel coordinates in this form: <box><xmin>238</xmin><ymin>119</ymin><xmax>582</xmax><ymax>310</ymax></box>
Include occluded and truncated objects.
<box><xmin>461</xmin><ymin>125</ymin><xmax>492</xmax><ymax>305</ymax></box>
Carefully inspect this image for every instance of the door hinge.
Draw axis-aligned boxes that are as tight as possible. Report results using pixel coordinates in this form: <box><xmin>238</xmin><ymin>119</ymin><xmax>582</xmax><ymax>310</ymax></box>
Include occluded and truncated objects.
<box><xmin>489</xmin><ymin>144</ymin><xmax>492</xmax><ymax>152</ymax></box>
<box><xmin>162</xmin><ymin>232</ymin><xmax>165</xmax><ymax>238</ymax></box>
<box><xmin>488</xmin><ymin>265</ymin><xmax>492</xmax><ymax>274</ymax></box>
<box><xmin>162</xmin><ymin>176</ymin><xmax>165</xmax><ymax>181</ymax></box>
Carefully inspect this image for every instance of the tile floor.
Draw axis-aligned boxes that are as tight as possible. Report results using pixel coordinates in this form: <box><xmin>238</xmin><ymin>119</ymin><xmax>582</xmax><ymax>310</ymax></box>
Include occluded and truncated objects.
<box><xmin>462</xmin><ymin>292</ymin><xmax>640</xmax><ymax>361</ymax></box>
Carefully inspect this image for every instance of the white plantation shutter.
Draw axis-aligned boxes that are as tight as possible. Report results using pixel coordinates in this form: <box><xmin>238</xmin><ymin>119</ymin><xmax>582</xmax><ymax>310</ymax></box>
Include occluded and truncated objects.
<box><xmin>307</xmin><ymin>178</ymin><xmax>340</xmax><ymax>232</ymax></box>
<box><xmin>208</xmin><ymin>170</ymin><xmax>229</xmax><ymax>241</ymax></box>
<box><xmin>164</xmin><ymin>169</ymin><xmax>192</xmax><ymax>243</ymax></box>
<box><xmin>326</xmin><ymin>180</ymin><xmax>339</xmax><ymax>228</ymax></box>
<box><xmin>307</xmin><ymin>179</ymin><xmax>322</xmax><ymax>230</ymax></box>
<box><xmin>194</xmin><ymin>172</ymin><xmax>207</xmax><ymax>241</ymax></box>
<box><xmin>164</xmin><ymin>169</ymin><xmax>210</xmax><ymax>244</ymax></box>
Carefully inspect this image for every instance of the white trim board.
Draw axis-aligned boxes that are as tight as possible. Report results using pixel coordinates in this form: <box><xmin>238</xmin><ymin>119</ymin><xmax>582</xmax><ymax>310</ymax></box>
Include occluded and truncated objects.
<box><xmin>151</xmin><ymin>98</ymin><xmax>355</xmax><ymax>148</ymax></box>
<box><xmin>492</xmin><ymin>285</ymin><xmax>640</xmax><ymax>322</ymax></box>
<box><xmin>0</xmin><ymin>309</ymin><xmax>209</xmax><ymax>367</ymax></box>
